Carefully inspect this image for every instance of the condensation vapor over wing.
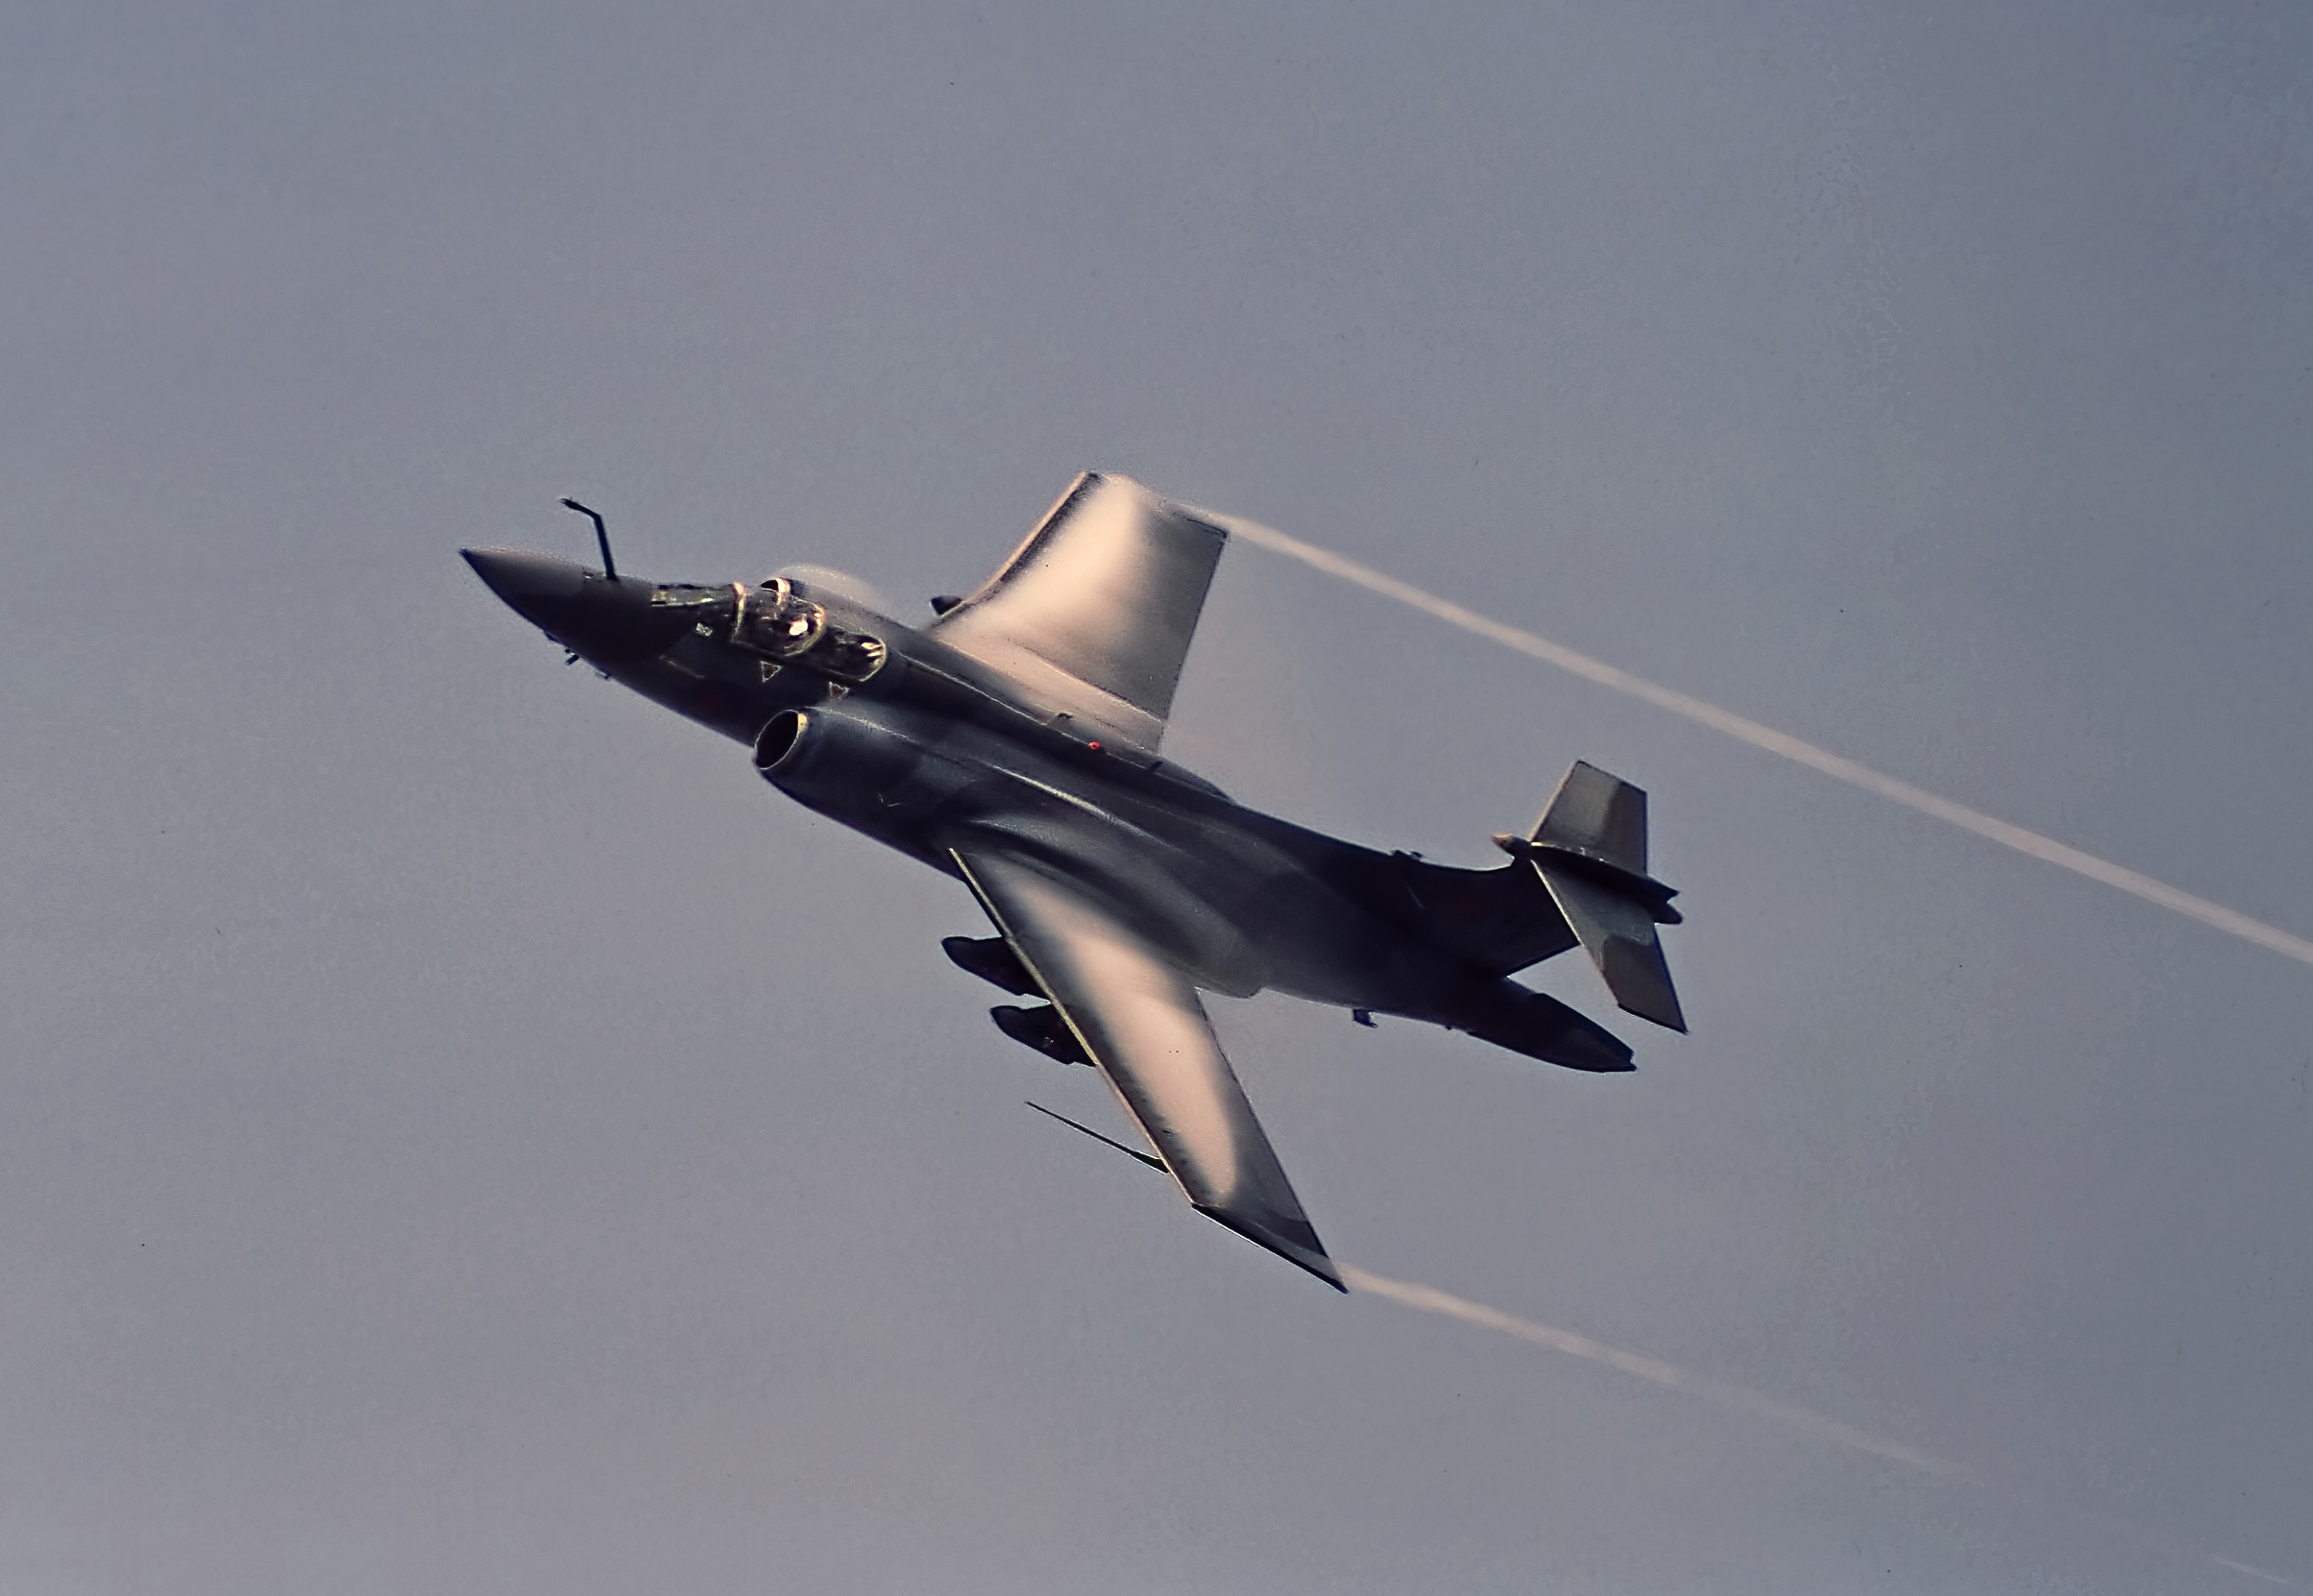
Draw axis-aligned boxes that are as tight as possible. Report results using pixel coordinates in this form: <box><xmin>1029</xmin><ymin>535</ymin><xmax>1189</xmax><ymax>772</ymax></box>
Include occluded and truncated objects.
<box><xmin>1205</xmin><ymin>512</ymin><xmax>2313</xmax><ymax>972</ymax></box>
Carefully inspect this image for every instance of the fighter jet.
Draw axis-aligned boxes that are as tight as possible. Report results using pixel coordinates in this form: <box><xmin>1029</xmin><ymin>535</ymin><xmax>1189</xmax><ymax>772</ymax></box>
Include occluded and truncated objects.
<box><xmin>464</xmin><ymin>474</ymin><xmax>1687</xmax><ymax>1289</ymax></box>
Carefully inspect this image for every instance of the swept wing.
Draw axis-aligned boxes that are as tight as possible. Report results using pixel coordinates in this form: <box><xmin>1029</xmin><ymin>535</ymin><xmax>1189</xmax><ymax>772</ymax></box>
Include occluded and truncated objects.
<box><xmin>931</xmin><ymin>473</ymin><xmax>1227</xmax><ymax>752</ymax></box>
<box><xmin>952</xmin><ymin>848</ymin><xmax>1343</xmax><ymax>1289</ymax></box>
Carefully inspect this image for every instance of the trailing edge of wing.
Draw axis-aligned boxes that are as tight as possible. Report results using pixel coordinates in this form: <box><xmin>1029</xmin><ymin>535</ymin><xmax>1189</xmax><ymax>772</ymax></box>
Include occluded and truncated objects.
<box><xmin>931</xmin><ymin>473</ymin><xmax>1227</xmax><ymax>751</ymax></box>
<box><xmin>953</xmin><ymin>847</ymin><xmax>1344</xmax><ymax>1290</ymax></box>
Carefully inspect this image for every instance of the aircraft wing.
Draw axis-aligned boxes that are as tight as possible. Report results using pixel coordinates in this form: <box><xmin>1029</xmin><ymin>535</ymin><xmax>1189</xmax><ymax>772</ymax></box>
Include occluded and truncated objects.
<box><xmin>952</xmin><ymin>848</ymin><xmax>1343</xmax><ymax>1290</ymax></box>
<box><xmin>931</xmin><ymin>473</ymin><xmax>1227</xmax><ymax>752</ymax></box>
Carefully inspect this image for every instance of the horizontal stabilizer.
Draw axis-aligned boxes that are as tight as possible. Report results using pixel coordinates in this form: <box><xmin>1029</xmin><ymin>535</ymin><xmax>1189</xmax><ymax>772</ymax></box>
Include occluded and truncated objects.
<box><xmin>1525</xmin><ymin>762</ymin><xmax>1688</xmax><ymax>1033</ymax></box>
<box><xmin>1535</xmin><ymin>872</ymin><xmax>1686</xmax><ymax>1031</ymax></box>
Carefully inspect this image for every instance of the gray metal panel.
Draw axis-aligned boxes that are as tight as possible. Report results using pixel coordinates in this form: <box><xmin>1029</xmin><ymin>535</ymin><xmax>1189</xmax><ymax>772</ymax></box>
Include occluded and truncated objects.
<box><xmin>953</xmin><ymin>848</ymin><xmax>1343</xmax><ymax>1289</ymax></box>
<box><xmin>1534</xmin><ymin>865</ymin><xmax>1688</xmax><ymax>1032</ymax></box>
<box><xmin>931</xmin><ymin>473</ymin><xmax>1227</xmax><ymax>751</ymax></box>
<box><xmin>1532</xmin><ymin>760</ymin><xmax>1649</xmax><ymax>873</ymax></box>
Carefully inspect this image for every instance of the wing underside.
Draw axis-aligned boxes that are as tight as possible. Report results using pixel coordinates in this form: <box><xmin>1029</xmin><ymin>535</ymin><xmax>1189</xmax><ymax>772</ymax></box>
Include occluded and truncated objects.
<box><xmin>930</xmin><ymin>473</ymin><xmax>1227</xmax><ymax>751</ymax></box>
<box><xmin>953</xmin><ymin>848</ymin><xmax>1343</xmax><ymax>1289</ymax></box>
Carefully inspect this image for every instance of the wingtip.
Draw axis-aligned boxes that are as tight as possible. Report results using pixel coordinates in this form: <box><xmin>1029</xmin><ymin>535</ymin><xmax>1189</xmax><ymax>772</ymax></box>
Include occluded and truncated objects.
<box><xmin>1617</xmin><ymin>992</ymin><xmax>1689</xmax><ymax>1033</ymax></box>
<box><xmin>1194</xmin><ymin>1205</ymin><xmax>1348</xmax><ymax>1292</ymax></box>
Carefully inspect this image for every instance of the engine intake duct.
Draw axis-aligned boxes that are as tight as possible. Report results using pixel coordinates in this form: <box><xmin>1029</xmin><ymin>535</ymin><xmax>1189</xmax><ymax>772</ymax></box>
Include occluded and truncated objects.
<box><xmin>752</xmin><ymin>706</ymin><xmax>931</xmax><ymax>813</ymax></box>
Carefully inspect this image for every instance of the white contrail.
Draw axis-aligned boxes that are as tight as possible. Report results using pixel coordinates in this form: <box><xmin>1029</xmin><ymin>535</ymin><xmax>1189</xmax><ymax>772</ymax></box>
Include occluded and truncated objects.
<box><xmin>1210</xmin><ymin>513</ymin><xmax>2313</xmax><ymax>971</ymax></box>
<box><xmin>1338</xmin><ymin>1265</ymin><xmax>1960</xmax><ymax>1475</ymax></box>
<box><xmin>1340</xmin><ymin>1265</ymin><xmax>2299</xmax><ymax>1588</ymax></box>
<box><xmin>2211</xmin><ymin>1558</ymin><xmax>2297</xmax><ymax>1587</ymax></box>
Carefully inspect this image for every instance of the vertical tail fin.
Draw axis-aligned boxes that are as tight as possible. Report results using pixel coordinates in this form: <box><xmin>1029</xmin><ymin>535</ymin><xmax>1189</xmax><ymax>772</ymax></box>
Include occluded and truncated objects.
<box><xmin>1534</xmin><ymin>760</ymin><xmax>1650</xmax><ymax>873</ymax></box>
<box><xmin>1517</xmin><ymin>762</ymin><xmax>1688</xmax><ymax>1032</ymax></box>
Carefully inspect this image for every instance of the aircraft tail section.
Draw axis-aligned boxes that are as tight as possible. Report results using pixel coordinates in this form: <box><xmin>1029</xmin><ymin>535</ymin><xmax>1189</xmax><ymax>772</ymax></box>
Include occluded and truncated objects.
<box><xmin>1506</xmin><ymin>762</ymin><xmax>1688</xmax><ymax>1032</ymax></box>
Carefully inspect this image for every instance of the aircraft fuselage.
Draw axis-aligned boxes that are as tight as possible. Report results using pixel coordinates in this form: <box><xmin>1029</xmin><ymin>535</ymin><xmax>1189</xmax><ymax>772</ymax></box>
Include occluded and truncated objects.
<box><xmin>464</xmin><ymin>547</ymin><xmax>1629</xmax><ymax>1072</ymax></box>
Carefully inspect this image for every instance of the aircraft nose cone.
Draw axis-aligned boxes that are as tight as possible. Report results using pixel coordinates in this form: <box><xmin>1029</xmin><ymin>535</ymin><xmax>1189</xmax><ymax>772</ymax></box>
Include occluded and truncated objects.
<box><xmin>461</xmin><ymin>546</ymin><xmax>691</xmax><ymax>663</ymax></box>
<box><xmin>462</xmin><ymin>547</ymin><xmax>586</xmax><ymax>608</ymax></box>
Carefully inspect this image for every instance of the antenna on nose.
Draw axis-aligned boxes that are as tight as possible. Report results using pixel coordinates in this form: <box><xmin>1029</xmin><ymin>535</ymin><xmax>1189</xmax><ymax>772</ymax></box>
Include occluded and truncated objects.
<box><xmin>559</xmin><ymin>497</ymin><xmax>618</xmax><ymax>583</ymax></box>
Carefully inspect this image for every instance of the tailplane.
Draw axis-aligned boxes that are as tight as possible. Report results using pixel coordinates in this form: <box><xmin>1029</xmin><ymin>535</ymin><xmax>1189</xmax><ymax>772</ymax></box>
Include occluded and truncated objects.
<box><xmin>1497</xmin><ymin>762</ymin><xmax>1688</xmax><ymax>1032</ymax></box>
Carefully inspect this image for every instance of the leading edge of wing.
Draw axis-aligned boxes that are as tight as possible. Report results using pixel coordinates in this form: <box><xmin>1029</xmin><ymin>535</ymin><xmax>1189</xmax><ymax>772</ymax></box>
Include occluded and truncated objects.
<box><xmin>952</xmin><ymin>848</ymin><xmax>1345</xmax><ymax>1291</ymax></box>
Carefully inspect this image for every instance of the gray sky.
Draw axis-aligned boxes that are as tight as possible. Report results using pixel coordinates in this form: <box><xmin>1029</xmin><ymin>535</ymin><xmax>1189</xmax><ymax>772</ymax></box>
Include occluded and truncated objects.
<box><xmin>5</xmin><ymin>2</ymin><xmax>2309</xmax><ymax>1590</ymax></box>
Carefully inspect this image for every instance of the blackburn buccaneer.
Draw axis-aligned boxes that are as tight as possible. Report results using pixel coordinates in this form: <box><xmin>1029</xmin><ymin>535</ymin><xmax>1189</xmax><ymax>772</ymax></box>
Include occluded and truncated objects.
<box><xmin>464</xmin><ymin>475</ymin><xmax>1687</xmax><ymax>1288</ymax></box>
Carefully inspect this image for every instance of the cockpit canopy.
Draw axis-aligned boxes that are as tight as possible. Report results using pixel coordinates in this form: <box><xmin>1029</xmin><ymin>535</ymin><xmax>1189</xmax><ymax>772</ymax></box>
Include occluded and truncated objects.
<box><xmin>647</xmin><ymin>575</ymin><xmax>887</xmax><ymax>684</ymax></box>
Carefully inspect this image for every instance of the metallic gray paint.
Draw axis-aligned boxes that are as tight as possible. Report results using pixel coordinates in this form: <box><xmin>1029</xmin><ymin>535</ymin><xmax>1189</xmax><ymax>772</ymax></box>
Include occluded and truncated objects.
<box><xmin>462</xmin><ymin>474</ymin><xmax>1684</xmax><ymax>1285</ymax></box>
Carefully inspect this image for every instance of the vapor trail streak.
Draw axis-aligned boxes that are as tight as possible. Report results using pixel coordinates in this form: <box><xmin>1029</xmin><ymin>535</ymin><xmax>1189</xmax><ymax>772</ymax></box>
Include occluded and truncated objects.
<box><xmin>1214</xmin><ymin>514</ymin><xmax>2313</xmax><ymax>971</ymax></box>
<box><xmin>2211</xmin><ymin>1557</ymin><xmax>2296</xmax><ymax>1587</ymax></box>
<box><xmin>1337</xmin><ymin>1266</ymin><xmax>1960</xmax><ymax>1474</ymax></box>
<box><xmin>1341</xmin><ymin>1266</ymin><xmax>2299</xmax><ymax>1587</ymax></box>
